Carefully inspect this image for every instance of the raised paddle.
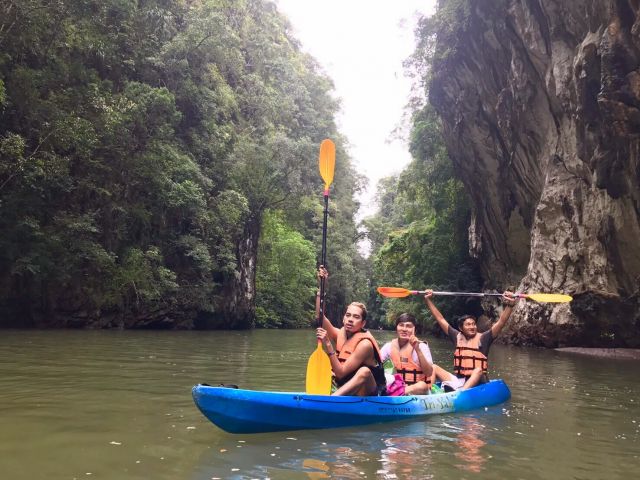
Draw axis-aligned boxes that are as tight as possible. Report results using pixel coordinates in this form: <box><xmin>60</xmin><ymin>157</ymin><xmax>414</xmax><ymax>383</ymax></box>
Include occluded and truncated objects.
<box><xmin>377</xmin><ymin>287</ymin><xmax>573</xmax><ymax>303</ymax></box>
<box><xmin>306</xmin><ymin>139</ymin><xmax>335</xmax><ymax>395</ymax></box>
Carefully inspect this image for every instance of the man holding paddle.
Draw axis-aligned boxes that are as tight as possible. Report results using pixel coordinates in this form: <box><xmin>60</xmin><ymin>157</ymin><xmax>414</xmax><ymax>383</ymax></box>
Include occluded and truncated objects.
<box><xmin>305</xmin><ymin>139</ymin><xmax>385</xmax><ymax>396</ymax></box>
<box><xmin>314</xmin><ymin>266</ymin><xmax>387</xmax><ymax>396</ymax></box>
<box><xmin>424</xmin><ymin>289</ymin><xmax>518</xmax><ymax>391</ymax></box>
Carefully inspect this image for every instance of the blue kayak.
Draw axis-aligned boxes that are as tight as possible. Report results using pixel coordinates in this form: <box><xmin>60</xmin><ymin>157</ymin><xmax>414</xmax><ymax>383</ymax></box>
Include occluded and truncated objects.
<box><xmin>192</xmin><ymin>379</ymin><xmax>511</xmax><ymax>434</ymax></box>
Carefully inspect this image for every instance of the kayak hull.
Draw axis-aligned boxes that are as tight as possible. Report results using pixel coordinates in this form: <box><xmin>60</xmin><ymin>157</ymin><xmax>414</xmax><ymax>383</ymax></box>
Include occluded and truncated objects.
<box><xmin>192</xmin><ymin>379</ymin><xmax>511</xmax><ymax>434</ymax></box>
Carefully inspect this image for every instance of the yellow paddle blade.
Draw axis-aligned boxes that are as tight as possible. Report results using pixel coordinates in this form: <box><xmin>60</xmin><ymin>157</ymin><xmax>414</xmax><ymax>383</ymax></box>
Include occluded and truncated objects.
<box><xmin>306</xmin><ymin>342</ymin><xmax>332</xmax><ymax>395</ymax></box>
<box><xmin>318</xmin><ymin>139</ymin><xmax>335</xmax><ymax>191</ymax></box>
<box><xmin>377</xmin><ymin>287</ymin><xmax>413</xmax><ymax>298</ymax></box>
<box><xmin>526</xmin><ymin>293</ymin><xmax>573</xmax><ymax>303</ymax></box>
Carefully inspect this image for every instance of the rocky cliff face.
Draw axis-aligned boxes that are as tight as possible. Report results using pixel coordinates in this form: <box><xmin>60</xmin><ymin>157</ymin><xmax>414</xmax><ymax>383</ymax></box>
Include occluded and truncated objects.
<box><xmin>429</xmin><ymin>0</ymin><xmax>640</xmax><ymax>347</ymax></box>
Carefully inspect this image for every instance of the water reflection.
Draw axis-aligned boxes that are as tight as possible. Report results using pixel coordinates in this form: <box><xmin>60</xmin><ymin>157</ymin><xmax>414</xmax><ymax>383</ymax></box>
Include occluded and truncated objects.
<box><xmin>453</xmin><ymin>417</ymin><xmax>486</xmax><ymax>473</ymax></box>
<box><xmin>190</xmin><ymin>411</ymin><xmax>508</xmax><ymax>479</ymax></box>
<box><xmin>301</xmin><ymin>458</ymin><xmax>329</xmax><ymax>479</ymax></box>
<box><xmin>379</xmin><ymin>434</ymin><xmax>434</xmax><ymax>479</ymax></box>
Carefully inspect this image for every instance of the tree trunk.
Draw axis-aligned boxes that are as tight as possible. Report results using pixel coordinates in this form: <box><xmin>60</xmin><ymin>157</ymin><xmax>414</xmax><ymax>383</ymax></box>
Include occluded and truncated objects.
<box><xmin>209</xmin><ymin>215</ymin><xmax>261</xmax><ymax>329</ymax></box>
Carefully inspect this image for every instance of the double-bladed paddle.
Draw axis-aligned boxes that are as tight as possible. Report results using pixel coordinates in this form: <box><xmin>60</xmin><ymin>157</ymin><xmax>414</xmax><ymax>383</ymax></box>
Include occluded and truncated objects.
<box><xmin>306</xmin><ymin>139</ymin><xmax>335</xmax><ymax>395</ymax></box>
<box><xmin>377</xmin><ymin>287</ymin><xmax>573</xmax><ymax>303</ymax></box>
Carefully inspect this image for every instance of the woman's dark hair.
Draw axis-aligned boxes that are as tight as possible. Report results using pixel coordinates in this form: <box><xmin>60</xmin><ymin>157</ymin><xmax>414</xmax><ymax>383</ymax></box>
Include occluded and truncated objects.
<box><xmin>395</xmin><ymin>313</ymin><xmax>417</xmax><ymax>327</ymax></box>
<box><xmin>456</xmin><ymin>314</ymin><xmax>477</xmax><ymax>329</ymax></box>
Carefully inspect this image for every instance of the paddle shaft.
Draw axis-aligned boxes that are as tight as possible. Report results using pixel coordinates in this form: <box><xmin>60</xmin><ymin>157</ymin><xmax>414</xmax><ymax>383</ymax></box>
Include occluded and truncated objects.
<box><xmin>318</xmin><ymin>189</ymin><xmax>329</xmax><ymax>327</ymax></box>
<box><xmin>412</xmin><ymin>290</ymin><xmax>511</xmax><ymax>298</ymax></box>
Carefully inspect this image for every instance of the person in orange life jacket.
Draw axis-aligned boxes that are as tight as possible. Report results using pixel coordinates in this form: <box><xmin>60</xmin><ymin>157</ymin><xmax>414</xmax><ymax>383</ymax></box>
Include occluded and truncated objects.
<box><xmin>379</xmin><ymin>313</ymin><xmax>434</xmax><ymax>395</ymax></box>
<box><xmin>315</xmin><ymin>266</ymin><xmax>386</xmax><ymax>396</ymax></box>
<box><xmin>423</xmin><ymin>289</ymin><xmax>518</xmax><ymax>391</ymax></box>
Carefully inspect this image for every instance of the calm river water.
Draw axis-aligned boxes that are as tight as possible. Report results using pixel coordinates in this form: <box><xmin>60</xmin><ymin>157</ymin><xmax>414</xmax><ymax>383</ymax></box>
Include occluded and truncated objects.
<box><xmin>1</xmin><ymin>329</ymin><xmax>638</xmax><ymax>479</ymax></box>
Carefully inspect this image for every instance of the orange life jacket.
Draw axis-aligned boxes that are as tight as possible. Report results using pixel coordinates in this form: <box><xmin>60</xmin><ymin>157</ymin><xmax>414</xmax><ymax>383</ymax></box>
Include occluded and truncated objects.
<box><xmin>389</xmin><ymin>339</ymin><xmax>432</xmax><ymax>387</ymax></box>
<box><xmin>453</xmin><ymin>332</ymin><xmax>488</xmax><ymax>378</ymax></box>
<box><xmin>336</xmin><ymin>329</ymin><xmax>383</xmax><ymax>365</ymax></box>
<box><xmin>335</xmin><ymin>329</ymin><xmax>385</xmax><ymax>391</ymax></box>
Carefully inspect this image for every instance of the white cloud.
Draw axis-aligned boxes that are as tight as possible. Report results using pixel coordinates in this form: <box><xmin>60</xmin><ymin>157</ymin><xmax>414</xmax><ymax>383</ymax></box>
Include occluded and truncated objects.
<box><xmin>276</xmin><ymin>0</ymin><xmax>436</xmax><ymax>221</ymax></box>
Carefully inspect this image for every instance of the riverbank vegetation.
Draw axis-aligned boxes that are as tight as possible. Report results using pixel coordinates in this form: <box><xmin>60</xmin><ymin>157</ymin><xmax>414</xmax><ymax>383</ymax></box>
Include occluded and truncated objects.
<box><xmin>1</xmin><ymin>0</ymin><xmax>474</xmax><ymax>331</ymax></box>
<box><xmin>0</xmin><ymin>0</ymin><xmax>366</xmax><ymax>328</ymax></box>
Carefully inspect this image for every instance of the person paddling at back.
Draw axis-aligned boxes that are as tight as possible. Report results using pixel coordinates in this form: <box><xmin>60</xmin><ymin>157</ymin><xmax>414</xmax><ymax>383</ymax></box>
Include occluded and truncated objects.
<box><xmin>315</xmin><ymin>266</ymin><xmax>386</xmax><ymax>396</ymax></box>
<box><xmin>380</xmin><ymin>313</ymin><xmax>434</xmax><ymax>395</ymax></box>
<box><xmin>424</xmin><ymin>289</ymin><xmax>518</xmax><ymax>391</ymax></box>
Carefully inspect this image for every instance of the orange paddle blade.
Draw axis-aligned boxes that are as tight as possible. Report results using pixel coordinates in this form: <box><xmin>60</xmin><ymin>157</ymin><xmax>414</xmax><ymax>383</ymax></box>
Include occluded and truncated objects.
<box><xmin>377</xmin><ymin>287</ymin><xmax>415</xmax><ymax>298</ymax></box>
<box><xmin>318</xmin><ymin>139</ymin><xmax>335</xmax><ymax>191</ymax></box>
<box><xmin>306</xmin><ymin>341</ymin><xmax>332</xmax><ymax>395</ymax></box>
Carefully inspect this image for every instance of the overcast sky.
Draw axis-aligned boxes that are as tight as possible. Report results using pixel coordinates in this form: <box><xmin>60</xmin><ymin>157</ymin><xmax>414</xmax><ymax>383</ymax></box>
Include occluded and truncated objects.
<box><xmin>275</xmin><ymin>0</ymin><xmax>436</xmax><ymax>219</ymax></box>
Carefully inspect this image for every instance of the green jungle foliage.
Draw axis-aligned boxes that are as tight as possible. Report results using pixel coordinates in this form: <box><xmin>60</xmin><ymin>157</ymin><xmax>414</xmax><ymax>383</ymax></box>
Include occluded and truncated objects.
<box><xmin>255</xmin><ymin>209</ymin><xmax>316</xmax><ymax>328</ymax></box>
<box><xmin>0</xmin><ymin>0</ymin><xmax>364</xmax><ymax>328</ymax></box>
<box><xmin>409</xmin><ymin>0</ymin><xmax>471</xmax><ymax>79</ymax></box>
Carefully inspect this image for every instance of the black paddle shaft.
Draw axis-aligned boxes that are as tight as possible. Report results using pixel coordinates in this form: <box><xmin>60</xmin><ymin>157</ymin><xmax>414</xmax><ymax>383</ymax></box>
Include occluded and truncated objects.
<box><xmin>318</xmin><ymin>191</ymin><xmax>329</xmax><ymax>327</ymax></box>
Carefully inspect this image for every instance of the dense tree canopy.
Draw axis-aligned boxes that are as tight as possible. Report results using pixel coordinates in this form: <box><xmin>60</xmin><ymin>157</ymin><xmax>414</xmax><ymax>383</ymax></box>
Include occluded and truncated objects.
<box><xmin>0</xmin><ymin>0</ymin><xmax>365</xmax><ymax>328</ymax></box>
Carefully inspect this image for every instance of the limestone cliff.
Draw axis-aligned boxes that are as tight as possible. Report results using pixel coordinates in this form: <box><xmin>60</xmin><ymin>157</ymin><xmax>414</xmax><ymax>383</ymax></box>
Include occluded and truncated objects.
<box><xmin>429</xmin><ymin>0</ymin><xmax>640</xmax><ymax>347</ymax></box>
